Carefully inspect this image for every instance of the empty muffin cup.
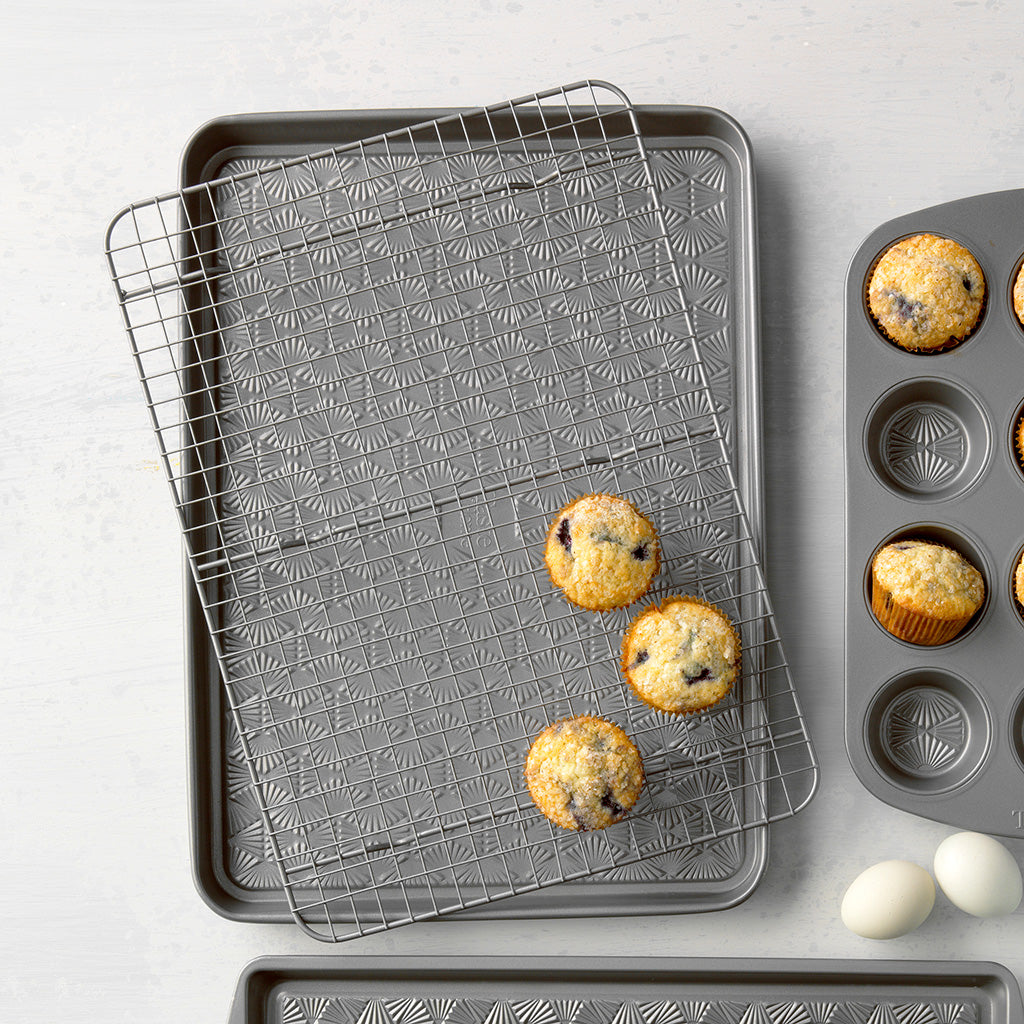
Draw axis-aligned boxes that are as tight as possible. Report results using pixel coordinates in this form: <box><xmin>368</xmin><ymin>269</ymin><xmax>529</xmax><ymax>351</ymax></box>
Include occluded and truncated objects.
<box><xmin>865</xmin><ymin>669</ymin><xmax>991</xmax><ymax>795</ymax></box>
<box><xmin>864</xmin><ymin>379</ymin><xmax>989</xmax><ymax>500</ymax></box>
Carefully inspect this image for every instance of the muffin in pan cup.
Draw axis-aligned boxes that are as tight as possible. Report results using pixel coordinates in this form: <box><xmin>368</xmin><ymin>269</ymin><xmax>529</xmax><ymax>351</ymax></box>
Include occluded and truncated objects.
<box><xmin>871</xmin><ymin>539</ymin><xmax>984</xmax><ymax>645</ymax></box>
<box><xmin>868</xmin><ymin>234</ymin><xmax>984</xmax><ymax>352</ymax></box>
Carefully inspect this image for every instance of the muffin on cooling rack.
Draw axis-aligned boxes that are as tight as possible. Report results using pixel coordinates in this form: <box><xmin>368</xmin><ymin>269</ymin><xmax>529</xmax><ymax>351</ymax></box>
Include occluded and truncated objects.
<box><xmin>871</xmin><ymin>539</ymin><xmax>984</xmax><ymax>645</ymax></box>
<box><xmin>868</xmin><ymin>234</ymin><xmax>985</xmax><ymax>351</ymax></box>
<box><xmin>544</xmin><ymin>493</ymin><xmax>659</xmax><ymax>611</ymax></box>
<box><xmin>525</xmin><ymin>715</ymin><xmax>644</xmax><ymax>831</ymax></box>
<box><xmin>620</xmin><ymin>596</ymin><xmax>740</xmax><ymax>715</ymax></box>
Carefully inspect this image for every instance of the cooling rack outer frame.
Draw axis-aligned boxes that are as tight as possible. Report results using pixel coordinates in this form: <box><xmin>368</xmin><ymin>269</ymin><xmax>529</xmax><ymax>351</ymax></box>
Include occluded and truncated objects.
<box><xmin>178</xmin><ymin>103</ymin><xmax>774</xmax><ymax>923</ymax></box>
<box><xmin>224</xmin><ymin>956</ymin><xmax>1024</xmax><ymax>1024</ymax></box>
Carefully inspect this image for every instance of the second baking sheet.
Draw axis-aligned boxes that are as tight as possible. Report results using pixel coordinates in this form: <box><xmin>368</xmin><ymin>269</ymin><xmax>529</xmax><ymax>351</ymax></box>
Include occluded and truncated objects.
<box><xmin>226</xmin><ymin>956</ymin><xmax>1024</xmax><ymax>1024</ymax></box>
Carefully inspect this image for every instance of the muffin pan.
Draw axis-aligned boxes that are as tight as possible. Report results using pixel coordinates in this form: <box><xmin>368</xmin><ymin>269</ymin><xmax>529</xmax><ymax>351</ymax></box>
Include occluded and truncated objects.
<box><xmin>845</xmin><ymin>188</ymin><xmax>1024</xmax><ymax>837</ymax></box>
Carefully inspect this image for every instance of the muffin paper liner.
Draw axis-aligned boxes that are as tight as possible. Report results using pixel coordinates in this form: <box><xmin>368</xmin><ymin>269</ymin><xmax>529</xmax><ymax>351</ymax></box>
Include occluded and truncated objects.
<box><xmin>1013</xmin><ymin>411</ymin><xmax>1024</xmax><ymax>473</ymax></box>
<box><xmin>870</xmin><ymin>583</ymin><xmax>973</xmax><ymax>645</ymax></box>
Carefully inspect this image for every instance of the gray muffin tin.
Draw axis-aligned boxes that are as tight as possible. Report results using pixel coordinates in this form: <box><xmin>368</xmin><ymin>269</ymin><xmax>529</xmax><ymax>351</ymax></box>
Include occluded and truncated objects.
<box><xmin>845</xmin><ymin>188</ymin><xmax>1024</xmax><ymax>837</ymax></box>
<box><xmin>225</xmin><ymin>956</ymin><xmax>1024</xmax><ymax>1024</ymax></box>
<box><xmin>181</xmin><ymin>105</ymin><xmax>775</xmax><ymax>921</ymax></box>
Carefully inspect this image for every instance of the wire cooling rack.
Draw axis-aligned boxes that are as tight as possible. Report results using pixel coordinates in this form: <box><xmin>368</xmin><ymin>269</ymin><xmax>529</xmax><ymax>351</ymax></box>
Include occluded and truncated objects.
<box><xmin>105</xmin><ymin>81</ymin><xmax>818</xmax><ymax>941</ymax></box>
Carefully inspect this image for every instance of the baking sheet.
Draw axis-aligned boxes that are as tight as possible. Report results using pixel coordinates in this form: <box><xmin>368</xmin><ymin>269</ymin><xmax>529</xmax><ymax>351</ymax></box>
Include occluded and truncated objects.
<box><xmin>226</xmin><ymin>956</ymin><xmax>1024</xmax><ymax>1024</ymax></box>
<box><xmin>181</xmin><ymin>105</ymin><xmax>776</xmax><ymax>921</ymax></box>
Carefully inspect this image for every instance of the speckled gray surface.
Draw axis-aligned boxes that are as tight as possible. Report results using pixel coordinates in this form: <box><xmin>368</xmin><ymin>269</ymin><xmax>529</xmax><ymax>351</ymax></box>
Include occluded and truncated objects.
<box><xmin>3</xmin><ymin>0</ymin><xmax>1024</xmax><ymax>1022</ymax></box>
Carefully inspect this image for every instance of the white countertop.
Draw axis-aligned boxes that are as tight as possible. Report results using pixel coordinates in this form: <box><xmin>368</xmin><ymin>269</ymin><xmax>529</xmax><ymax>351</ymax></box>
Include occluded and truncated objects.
<box><xmin>4</xmin><ymin>1</ymin><xmax>1024</xmax><ymax>1021</ymax></box>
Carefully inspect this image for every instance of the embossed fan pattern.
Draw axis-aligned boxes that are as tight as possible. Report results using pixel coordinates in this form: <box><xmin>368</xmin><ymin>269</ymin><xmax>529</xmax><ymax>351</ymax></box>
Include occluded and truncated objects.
<box><xmin>881</xmin><ymin>686</ymin><xmax>967</xmax><ymax>777</ymax></box>
<box><xmin>271</xmin><ymin>992</ymin><xmax>979</xmax><ymax>1024</ymax></box>
<box><xmin>221</xmin><ymin>144</ymin><xmax>751</xmax><ymax>896</ymax></box>
<box><xmin>883</xmin><ymin>405</ymin><xmax>965</xmax><ymax>491</ymax></box>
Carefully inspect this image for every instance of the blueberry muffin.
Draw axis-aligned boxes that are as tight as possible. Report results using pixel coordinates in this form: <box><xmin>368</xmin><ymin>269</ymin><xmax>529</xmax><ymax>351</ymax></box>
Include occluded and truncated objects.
<box><xmin>868</xmin><ymin>234</ymin><xmax>985</xmax><ymax>351</ymax></box>
<box><xmin>871</xmin><ymin>539</ymin><xmax>985</xmax><ymax>645</ymax></box>
<box><xmin>525</xmin><ymin>715</ymin><xmax>644</xmax><ymax>831</ymax></box>
<box><xmin>1014</xmin><ymin>551</ymin><xmax>1024</xmax><ymax>609</ymax></box>
<box><xmin>620</xmin><ymin>597</ymin><xmax>740</xmax><ymax>715</ymax></box>
<box><xmin>544</xmin><ymin>493</ymin><xmax>659</xmax><ymax>611</ymax></box>
<box><xmin>1013</xmin><ymin>262</ymin><xmax>1024</xmax><ymax>327</ymax></box>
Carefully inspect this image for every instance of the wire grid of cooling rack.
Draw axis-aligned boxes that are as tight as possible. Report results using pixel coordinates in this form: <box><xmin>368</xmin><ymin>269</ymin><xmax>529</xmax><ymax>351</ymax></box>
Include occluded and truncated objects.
<box><xmin>106</xmin><ymin>81</ymin><xmax>817</xmax><ymax>941</ymax></box>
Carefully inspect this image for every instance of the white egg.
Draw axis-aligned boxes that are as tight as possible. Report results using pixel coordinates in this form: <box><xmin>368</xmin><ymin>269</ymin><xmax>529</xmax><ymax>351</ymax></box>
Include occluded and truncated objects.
<box><xmin>840</xmin><ymin>859</ymin><xmax>936</xmax><ymax>939</ymax></box>
<box><xmin>933</xmin><ymin>832</ymin><xmax>1023</xmax><ymax>918</ymax></box>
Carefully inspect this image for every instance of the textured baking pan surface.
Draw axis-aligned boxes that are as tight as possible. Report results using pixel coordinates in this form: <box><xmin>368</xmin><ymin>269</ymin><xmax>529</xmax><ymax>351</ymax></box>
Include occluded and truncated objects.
<box><xmin>106</xmin><ymin>82</ymin><xmax>816</xmax><ymax>940</ymax></box>
<box><xmin>845</xmin><ymin>188</ymin><xmax>1024</xmax><ymax>837</ymax></box>
<box><xmin>183</xmin><ymin>103</ymin><xmax>774</xmax><ymax>923</ymax></box>
<box><xmin>226</xmin><ymin>956</ymin><xmax>1024</xmax><ymax>1024</ymax></box>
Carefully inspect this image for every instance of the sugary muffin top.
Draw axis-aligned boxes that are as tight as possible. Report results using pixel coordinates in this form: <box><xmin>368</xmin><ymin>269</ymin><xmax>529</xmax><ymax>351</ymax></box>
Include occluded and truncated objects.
<box><xmin>621</xmin><ymin>597</ymin><xmax>738</xmax><ymax>714</ymax></box>
<box><xmin>525</xmin><ymin>715</ymin><xmax>644</xmax><ymax>831</ymax></box>
<box><xmin>868</xmin><ymin>234</ymin><xmax>984</xmax><ymax>351</ymax></box>
<box><xmin>545</xmin><ymin>493</ymin><xmax>659</xmax><ymax>611</ymax></box>
<box><xmin>872</xmin><ymin>540</ymin><xmax>984</xmax><ymax>620</ymax></box>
